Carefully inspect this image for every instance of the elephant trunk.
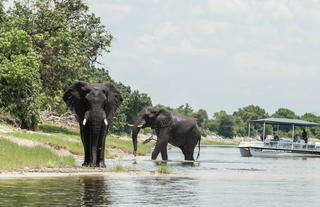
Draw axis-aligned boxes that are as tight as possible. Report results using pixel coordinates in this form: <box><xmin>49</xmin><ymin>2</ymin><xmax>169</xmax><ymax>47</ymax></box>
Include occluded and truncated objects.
<box><xmin>131</xmin><ymin>125</ymin><xmax>141</xmax><ymax>157</ymax></box>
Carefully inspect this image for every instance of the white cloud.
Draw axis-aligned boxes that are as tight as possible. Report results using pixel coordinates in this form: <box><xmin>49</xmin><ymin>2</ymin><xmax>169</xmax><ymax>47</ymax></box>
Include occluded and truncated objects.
<box><xmin>88</xmin><ymin>1</ymin><xmax>132</xmax><ymax>20</ymax></box>
<box><xmin>167</xmin><ymin>39</ymin><xmax>225</xmax><ymax>57</ymax></box>
<box><xmin>135</xmin><ymin>21</ymin><xmax>179</xmax><ymax>53</ymax></box>
<box><xmin>207</xmin><ymin>0</ymin><xmax>249</xmax><ymax>14</ymax></box>
<box><xmin>234</xmin><ymin>52</ymin><xmax>318</xmax><ymax>77</ymax></box>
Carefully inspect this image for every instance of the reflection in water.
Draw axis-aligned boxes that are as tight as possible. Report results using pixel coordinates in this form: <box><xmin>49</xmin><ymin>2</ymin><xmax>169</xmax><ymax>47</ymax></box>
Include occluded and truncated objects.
<box><xmin>134</xmin><ymin>177</ymin><xmax>200</xmax><ymax>206</ymax></box>
<box><xmin>0</xmin><ymin>177</ymin><xmax>83</xmax><ymax>206</ymax></box>
<box><xmin>79</xmin><ymin>176</ymin><xmax>111</xmax><ymax>206</ymax></box>
<box><xmin>152</xmin><ymin>160</ymin><xmax>200</xmax><ymax>168</ymax></box>
<box><xmin>0</xmin><ymin>176</ymin><xmax>113</xmax><ymax>207</ymax></box>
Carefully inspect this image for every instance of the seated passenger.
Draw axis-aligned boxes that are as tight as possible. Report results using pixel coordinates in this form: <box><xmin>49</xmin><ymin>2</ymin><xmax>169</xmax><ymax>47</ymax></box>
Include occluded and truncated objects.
<box><xmin>293</xmin><ymin>134</ymin><xmax>300</xmax><ymax>142</ymax></box>
<box><xmin>272</xmin><ymin>133</ymin><xmax>280</xmax><ymax>141</ymax></box>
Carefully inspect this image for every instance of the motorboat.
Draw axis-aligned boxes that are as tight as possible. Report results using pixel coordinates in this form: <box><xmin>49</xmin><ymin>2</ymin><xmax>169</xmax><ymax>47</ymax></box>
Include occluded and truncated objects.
<box><xmin>239</xmin><ymin>118</ymin><xmax>320</xmax><ymax>157</ymax></box>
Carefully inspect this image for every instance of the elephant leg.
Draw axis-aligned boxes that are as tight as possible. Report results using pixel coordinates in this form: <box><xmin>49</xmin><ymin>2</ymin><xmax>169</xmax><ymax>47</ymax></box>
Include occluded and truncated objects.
<box><xmin>152</xmin><ymin>129</ymin><xmax>169</xmax><ymax>160</ymax></box>
<box><xmin>160</xmin><ymin>148</ymin><xmax>168</xmax><ymax>160</ymax></box>
<box><xmin>182</xmin><ymin>146</ymin><xmax>195</xmax><ymax>161</ymax></box>
<box><xmin>80</xmin><ymin>125</ymin><xmax>90</xmax><ymax>166</ymax></box>
<box><xmin>97</xmin><ymin>126</ymin><xmax>108</xmax><ymax>168</ymax></box>
<box><xmin>90</xmin><ymin>142</ymin><xmax>98</xmax><ymax>167</ymax></box>
<box><xmin>89</xmin><ymin>128</ymin><xmax>100</xmax><ymax>167</ymax></box>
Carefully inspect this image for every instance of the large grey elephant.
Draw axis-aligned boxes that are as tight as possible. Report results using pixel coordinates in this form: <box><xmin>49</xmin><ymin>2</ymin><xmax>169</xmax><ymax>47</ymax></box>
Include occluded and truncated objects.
<box><xmin>130</xmin><ymin>106</ymin><xmax>201</xmax><ymax>161</ymax></box>
<box><xmin>63</xmin><ymin>81</ymin><xmax>122</xmax><ymax>167</ymax></box>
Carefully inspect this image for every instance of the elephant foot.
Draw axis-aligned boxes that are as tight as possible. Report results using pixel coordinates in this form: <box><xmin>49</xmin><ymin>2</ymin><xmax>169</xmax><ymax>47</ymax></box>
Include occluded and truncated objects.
<box><xmin>82</xmin><ymin>162</ymin><xmax>89</xmax><ymax>167</ymax></box>
<box><xmin>97</xmin><ymin>161</ymin><xmax>106</xmax><ymax>168</ymax></box>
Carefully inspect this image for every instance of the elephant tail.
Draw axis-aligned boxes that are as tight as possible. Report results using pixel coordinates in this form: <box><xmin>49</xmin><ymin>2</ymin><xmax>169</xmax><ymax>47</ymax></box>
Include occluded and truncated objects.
<box><xmin>196</xmin><ymin>136</ymin><xmax>201</xmax><ymax>161</ymax></box>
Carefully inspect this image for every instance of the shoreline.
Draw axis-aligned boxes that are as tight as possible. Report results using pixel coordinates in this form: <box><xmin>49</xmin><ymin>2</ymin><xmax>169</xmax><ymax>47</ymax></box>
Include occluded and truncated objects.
<box><xmin>0</xmin><ymin>167</ymin><xmax>160</xmax><ymax>179</ymax></box>
<box><xmin>0</xmin><ymin>171</ymin><xmax>157</xmax><ymax>179</ymax></box>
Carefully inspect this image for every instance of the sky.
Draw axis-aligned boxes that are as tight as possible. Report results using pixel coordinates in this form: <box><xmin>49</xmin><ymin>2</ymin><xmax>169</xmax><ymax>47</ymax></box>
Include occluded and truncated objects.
<box><xmin>6</xmin><ymin>0</ymin><xmax>320</xmax><ymax>117</ymax></box>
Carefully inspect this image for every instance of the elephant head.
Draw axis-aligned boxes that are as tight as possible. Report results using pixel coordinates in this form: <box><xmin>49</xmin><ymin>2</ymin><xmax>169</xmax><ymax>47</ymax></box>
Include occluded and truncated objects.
<box><xmin>131</xmin><ymin>106</ymin><xmax>172</xmax><ymax>156</ymax></box>
<box><xmin>63</xmin><ymin>81</ymin><xmax>122</xmax><ymax>125</ymax></box>
<box><xmin>63</xmin><ymin>81</ymin><xmax>122</xmax><ymax>166</ymax></box>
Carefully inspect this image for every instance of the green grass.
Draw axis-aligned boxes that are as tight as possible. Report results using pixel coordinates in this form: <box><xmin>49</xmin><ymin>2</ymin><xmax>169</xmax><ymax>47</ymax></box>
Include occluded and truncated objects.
<box><xmin>3</xmin><ymin>131</ymin><xmax>84</xmax><ymax>155</ymax></box>
<box><xmin>107</xmin><ymin>135</ymin><xmax>154</xmax><ymax>156</ymax></box>
<box><xmin>0</xmin><ymin>139</ymin><xmax>75</xmax><ymax>170</ymax></box>
<box><xmin>200</xmin><ymin>139</ymin><xmax>238</xmax><ymax>145</ymax></box>
<box><xmin>38</xmin><ymin>123</ymin><xmax>80</xmax><ymax>136</ymax></box>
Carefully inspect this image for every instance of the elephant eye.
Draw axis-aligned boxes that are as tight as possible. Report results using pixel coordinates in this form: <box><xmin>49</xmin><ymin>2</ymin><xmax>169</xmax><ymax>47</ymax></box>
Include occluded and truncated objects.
<box><xmin>81</xmin><ymin>86</ymin><xmax>91</xmax><ymax>94</ymax></box>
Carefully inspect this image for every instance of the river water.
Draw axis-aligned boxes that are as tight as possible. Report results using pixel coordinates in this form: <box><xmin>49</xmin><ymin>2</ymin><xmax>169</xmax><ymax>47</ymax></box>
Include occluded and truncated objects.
<box><xmin>1</xmin><ymin>146</ymin><xmax>320</xmax><ymax>207</ymax></box>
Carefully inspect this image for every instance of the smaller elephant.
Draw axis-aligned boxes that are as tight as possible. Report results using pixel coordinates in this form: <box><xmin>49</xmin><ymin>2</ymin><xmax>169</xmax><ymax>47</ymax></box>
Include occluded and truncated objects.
<box><xmin>130</xmin><ymin>106</ymin><xmax>201</xmax><ymax>161</ymax></box>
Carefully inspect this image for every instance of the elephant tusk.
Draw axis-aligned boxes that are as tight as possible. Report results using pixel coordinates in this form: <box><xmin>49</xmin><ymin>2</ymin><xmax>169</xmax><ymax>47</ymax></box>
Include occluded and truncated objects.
<box><xmin>104</xmin><ymin>119</ymin><xmax>108</xmax><ymax>126</ymax></box>
<box><xmin>82</xmin><ymin>118</ymin><xmax>87</xmax><ymax>126</ymax></box>
<box><xmin>127</xmin><ymin>124</ymin><xmax>135</xmax><ymax>127</ymax></box>
<box><xmin>137</xmin><ymin>124</ymin><xmax>144</xmax><ymax>128</ymax></box>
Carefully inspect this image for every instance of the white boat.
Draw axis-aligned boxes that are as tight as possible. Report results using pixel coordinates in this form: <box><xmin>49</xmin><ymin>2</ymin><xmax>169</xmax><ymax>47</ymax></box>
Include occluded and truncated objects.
<box><xmin>239</xmin><ymin>118</ymin><xmax>320</xmax><ymax>158</ymax></box>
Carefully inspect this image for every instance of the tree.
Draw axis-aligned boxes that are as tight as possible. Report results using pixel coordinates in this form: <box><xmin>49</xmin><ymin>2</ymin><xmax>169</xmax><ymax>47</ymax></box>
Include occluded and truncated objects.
<box><xmin>206</xmin><ymin>119</ymin><xmax>219</xmax><ymax>133</ymax></box>
<box><xmin>193</xmin><ymin>109</ymin><xmax>208</xmax><ymax>128</ymax></box>
<box><xmin>233</xmin><ymin>115</ymin><xmax>246</xmax><ymax>136</ymax></box>
<box><xmin>271</xmin><ymin>108</ymin><xmax>298</xmax><ymax>133</ymax></box>
<box><xmin>272</xmin><ymin>108</ymin><xmax>298</xmax><ymax>119</ymax></box>
<box><xmin>218</xmin><ymin>114</ymin><xmax>235</xmax><ymax>138</ymax></box>
<box><xmin>301</xmin><ymin>113</ymin><xmax>320</xmax><ymax>138</ymax></box>
<box><xmin>125</xmin><ymin>90</ymin><xmax>152</xmax><ymax>125</ymax></box>
<box><xmin>0</xmin><ymin>29</ymin><xmax>41</xmax><ymax>129</ymax></box>
<box><xmin>8</xmin><ymin>0</ymin><xmax>113</xmax><ymax>109</ymax></box>
<box><xmin>233</xmin><ymin>105</ymin><xmax>269</xmax><ymax>136</ymax></box>
<box><xmin>176</xmin><ymin>103</ymin><xmax>193</xmax><ymax>115</ymax></box>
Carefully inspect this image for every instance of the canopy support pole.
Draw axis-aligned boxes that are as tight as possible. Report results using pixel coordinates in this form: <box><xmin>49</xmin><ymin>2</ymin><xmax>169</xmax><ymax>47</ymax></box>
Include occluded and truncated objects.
<box><xmin>292</xmin><ymin>124</ymin><xmax>295</xmax><ymax>149</ymax></box>
<box><xmin>292</xmin><ymin>124</ymin><xmax>295</xmax><ymax>139</ymax></box>
<box><xmin>263</xmin><ymin>122</ymin><xmax>266</xmax><ymax>141</ymax></box>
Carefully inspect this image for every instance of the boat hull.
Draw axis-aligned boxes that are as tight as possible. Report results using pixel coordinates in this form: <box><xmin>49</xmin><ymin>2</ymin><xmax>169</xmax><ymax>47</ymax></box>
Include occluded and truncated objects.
<box><xmin>239</xmin><ymin>147</ymin><xmax>252</xmax><ymax>157</ymax></box>
<box><xmin>249</xmin><ymin>148</ymin><xmax>320</xmax><ymax>158</ymax></box>
<box><xmin>239</xmin><ymin>146</ymin><xmax>320</xmax><ymax>158</ymax></box>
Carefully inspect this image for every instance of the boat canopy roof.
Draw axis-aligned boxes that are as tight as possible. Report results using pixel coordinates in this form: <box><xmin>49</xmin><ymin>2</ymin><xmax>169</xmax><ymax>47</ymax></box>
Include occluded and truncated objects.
<box><xmin>250</xmin><ymin>118</ymin><xmax>320</xmax><ymax>127</ymax></box>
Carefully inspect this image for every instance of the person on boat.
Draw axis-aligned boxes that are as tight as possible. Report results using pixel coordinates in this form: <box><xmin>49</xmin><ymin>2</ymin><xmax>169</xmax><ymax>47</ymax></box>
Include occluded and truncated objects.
<box><xmin>302</xmin><ymin>129</ymin><xmax>308</xmax><ymax>144</ymax></box>
<box><xmin>293</xmin><ymin>134</ymin><xmax>300</xmax><ymax>142</ymax></box>
<box><xmin>272</xmin><ymin>133</ymin><xmax>279</xmax><ymax>141</ymax></box>
<box><xmin>260</xmin><ymin>133</ymin><xmax>266</xmax><ymax>141</ymax></box>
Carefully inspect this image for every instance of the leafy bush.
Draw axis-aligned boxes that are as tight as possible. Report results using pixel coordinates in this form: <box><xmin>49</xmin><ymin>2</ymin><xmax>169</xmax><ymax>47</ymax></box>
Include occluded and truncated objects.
<box><xmin>0</xmin><ymin>29</ymin><xmax>41</xmax><ymax>130</ymax></box>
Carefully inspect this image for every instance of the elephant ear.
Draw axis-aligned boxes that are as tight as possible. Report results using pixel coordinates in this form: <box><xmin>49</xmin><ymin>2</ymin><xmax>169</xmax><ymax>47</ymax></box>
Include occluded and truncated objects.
<box><xmin>62</xmin><ymin>81</ymin><xmax>88</xmax><ymax>119</ymax></box>
<box><xmin>103</xmin><ymin>82</ymin><xmax>123</xmax><ymax>119</ymax></box>
<box><xmin>155</xmin><ymin>108</ymin><xmax>172</xmax><ymax>128</ymax></box>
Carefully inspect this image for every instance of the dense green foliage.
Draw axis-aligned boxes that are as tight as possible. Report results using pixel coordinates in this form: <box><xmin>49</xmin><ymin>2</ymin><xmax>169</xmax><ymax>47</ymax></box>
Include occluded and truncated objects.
<box><xmin>0</xmin><ymin>0</ymin><xmax>151</xmax><ymax>131</ymax></box>
<box><xmin>0</xmin><ymin>28</ymin><xmax>41</xmax><ymax>130</ymax></box>
<box><xmin>8</xmin><ymin>0</ymin><xmax>113</xmax><ymax>109</ymax></box>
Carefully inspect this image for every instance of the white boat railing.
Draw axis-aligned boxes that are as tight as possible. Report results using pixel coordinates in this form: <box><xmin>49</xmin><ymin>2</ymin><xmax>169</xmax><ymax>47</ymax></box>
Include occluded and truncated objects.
<box><xmin>240</xmin><ymin>140</ymin><xmax>320</xmax><ymax>152</ymax></box>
